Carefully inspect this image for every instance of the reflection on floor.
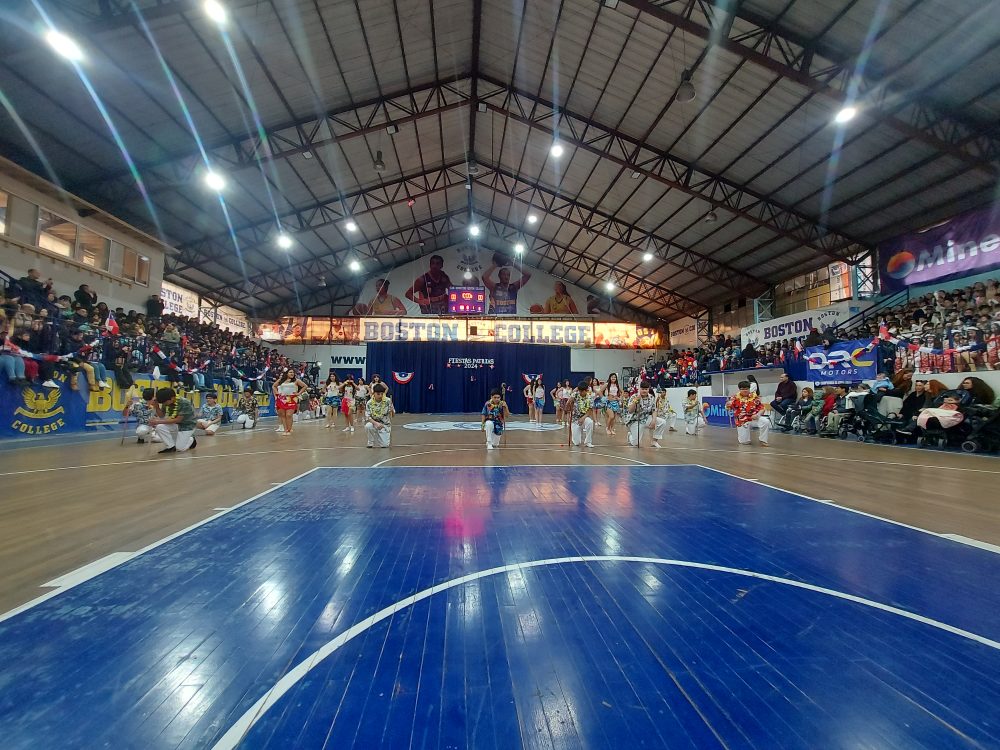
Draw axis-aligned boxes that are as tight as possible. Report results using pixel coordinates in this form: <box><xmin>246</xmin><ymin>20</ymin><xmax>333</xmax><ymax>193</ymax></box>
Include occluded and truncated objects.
<box><xmin>1</xmin><ymin>465</ymin><xmax>998</xmax><ymax>749</ymax></box>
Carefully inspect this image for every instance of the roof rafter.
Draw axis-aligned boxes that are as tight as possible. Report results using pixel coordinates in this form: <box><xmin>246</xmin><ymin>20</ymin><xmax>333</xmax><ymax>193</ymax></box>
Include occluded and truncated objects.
<box><xmin>623</xmin><ymin>0</ymin><xmax>1000</xmax><ymax>174</ymax></box>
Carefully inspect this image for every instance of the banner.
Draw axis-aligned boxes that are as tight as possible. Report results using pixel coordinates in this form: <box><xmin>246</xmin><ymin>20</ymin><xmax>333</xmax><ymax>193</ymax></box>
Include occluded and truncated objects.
<box><xmin>669</xmin><ymin>317</ymin><xmax>698</xmax><ymax>348</ymax></box>
<box><xmin>257</xmin><ymin>318</ymin><xmax>361</xmax><ymax>343</ymax></box>
<box><xmin>700</xmin><ymin>396</ymin><xmax>733</xmax><ymax>426</ymax></box>
<box><xmin>803</xmin><ymin>338</ymin><xmax>878</xmax><ymax>382</ymax></box>
<box><xmin>878</xmin><ymin>205</ymin><xmax>1000</xmax><ymax>292</ymax></box>
<box><xmin>199</xmin><ymin>304</ymin><xmax>249</xmax><ymax>333</ymax></box>
<box><xmin>447</xmin><ymin>357</ymin><xmax>495</xmax><ymax>369</ymax></box>
<box><xmin>159</xmin><ymin>280</ymin><xmax>200</xmax><ymax>318</ymax></box>
<box><xmin>351</xmin><ymin>244</ymin><xmax>595</xmax><ymax>316</ymax></box>
<box><xmin>1</xmin><ymin>371</ymin><xmax>274</xmax><ymax>439</ymax></box>
<box><xmin>741</xmin><ymin>302</ymin><xmax>864</xmax><ymax>346</ymax></box>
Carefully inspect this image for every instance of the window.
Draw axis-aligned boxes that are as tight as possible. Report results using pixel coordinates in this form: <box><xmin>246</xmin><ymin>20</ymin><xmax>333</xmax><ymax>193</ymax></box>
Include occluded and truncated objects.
<box><xmin>120</xmin><ymin>245</ymin><xmax>149</xmax><ymax>285</ymax></box>
<box><xmin>37</xmin><ymin>208</ymin><xmax>76</xmax><ymax>257</ymax></box>
<box><xmin>0</xmin><ymin>191</ymin><xmax>7</xmax><ymax>235</ymax></box>
<box><xmin>77</xmin><ymin>227</ymin><xmax>110</xmax><ymax>270</ymax></box>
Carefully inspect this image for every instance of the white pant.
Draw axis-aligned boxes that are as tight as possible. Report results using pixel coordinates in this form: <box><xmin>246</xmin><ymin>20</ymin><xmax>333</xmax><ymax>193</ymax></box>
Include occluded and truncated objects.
<box><xmin>366</xmin><ymin>420</ymin><xmax>391</xmax><ymax>447</ymax></box>
<box><xmin>236</xmin><ymin>414</ymin><xmax>255</xmax><ymax>429</ymax></box>
<box><xmin>136</xmin><ymin>424</ymin><xmax>151</xmax><ymax>438</ymax></box>
<box><xmin>571</xmin><ymin>417</ymin><xmax>594</xmax><ymax>446</ymax></box>
<box><xmin>628</xmin><ymin>416</ymin><xmax>666</xmax><ymax>445</ymax></box>
<box><xmin>197</xmin><ymin>420</ymin><xmax>220</xmax><ymax>434</ymax></box>
<box><xmin>737</xmin><ymin>416</ymin><xmax>771</xmax><ymax>445</ymax></box>
<box><xmin>484</xmin><ymin>420</ymin><xmax>502</xmax><ymax>448</ymax></box>
<box><xmin>154</xmin><ymin>423</ymin><xmax>195</xmax><ymax>451</ymax></box>
<box><xmin>684</xmin><ymin>418</ymin><xmax>699</xmax><ymax>436</ymax></box>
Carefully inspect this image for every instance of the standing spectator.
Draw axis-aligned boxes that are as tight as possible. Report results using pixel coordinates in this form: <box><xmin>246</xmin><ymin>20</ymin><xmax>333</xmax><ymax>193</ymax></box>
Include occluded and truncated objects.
<box><xmin>145</xmin><ymin>294</ymin><xmax>164</xmax><ymax>319</ymax></box>
<box><xmin>74</xmin><ymin>284</ymin><xmax>98</xmax><ymax>314</ymax></box>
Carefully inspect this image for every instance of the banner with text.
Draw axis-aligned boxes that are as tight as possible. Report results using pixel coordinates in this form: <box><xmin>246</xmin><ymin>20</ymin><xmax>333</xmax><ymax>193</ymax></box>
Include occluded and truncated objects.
<box><xmin>160</xmin><ymin>280</ymin><xmax>200</xmax><ymax>318</ymax></box>
<box><xmin>878</xmin><ymin>205</ymin><xmax>1000</xmax><ymax>293</ymax></box>
<box><xmin>740</xmin><ymin>301</ymin><xmax>864</xmax><ymax>346</ymax></box>
<box><xmin>199</xmin><ymin>304</ymin><xmax>249</xmax><ymax>333</ymax></box>
<box><xmin>804</xmin><ymin>338</ymin><xmax>878</xmax><ymax>382</ymax></box>
<box><xmin>669</xmin><ymin>317</ymin><xmax>699</xmax><ymax>348</ymax></box>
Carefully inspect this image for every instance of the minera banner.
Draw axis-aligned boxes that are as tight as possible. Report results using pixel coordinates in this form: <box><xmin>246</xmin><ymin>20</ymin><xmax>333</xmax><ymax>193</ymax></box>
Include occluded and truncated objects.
<box><xmin>878</xmin><ymin>204</ymin><xmax>1000</xmax><ymax>293</ymax></box>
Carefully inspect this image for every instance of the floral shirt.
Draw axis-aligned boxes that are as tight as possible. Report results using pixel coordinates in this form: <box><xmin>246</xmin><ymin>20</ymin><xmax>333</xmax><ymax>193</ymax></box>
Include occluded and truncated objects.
<box><xmin>482</xmin><ymin>401</ymin><xmax>506</xmax><ymax>424</ymax></box>
<box><xmin>726</xmin><ymin>392</ymin><xmax>764</xmax><ymax>426</ymax></box>
<box><xmin>571</xmin><ymin>393</ymin><xmax>594</xmax><ymax>419</ymax></box>
<box><xmin>625</xmin><ymin>393</ymin><xmax>656</xmax><ymax>424</ymax></box>
<box><xmin>236</xmin><ymin>394</ymin><xmax>259</xmax><ymax>422</ymax></box>
<box><xmin>130</xmin><ymin>400</ymin><xmax>154</xmax><ymax>425</ymax></box>
<box><xmin>200</xmin><ymin>403</ymin><xmax>223</xmax><ymax>423</ymax></box>
<box><xmin>366</xmin><ymin>397</ymin><xmax>393</xmax><ymax>425</ymax></box>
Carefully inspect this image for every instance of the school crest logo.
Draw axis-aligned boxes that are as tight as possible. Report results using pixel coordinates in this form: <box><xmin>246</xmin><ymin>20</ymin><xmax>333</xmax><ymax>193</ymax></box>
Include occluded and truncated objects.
<box><xmin>15</xmin><ymin>388</ymin><xmax>65</xmax><ymax>419</ymax></box>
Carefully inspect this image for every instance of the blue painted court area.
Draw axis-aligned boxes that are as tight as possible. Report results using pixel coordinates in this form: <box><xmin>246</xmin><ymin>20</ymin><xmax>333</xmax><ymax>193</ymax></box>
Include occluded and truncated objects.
<box><xmin>1</xmin><ymin>466</ymin><xmax>999</xmax><ymax>749</ymax></box>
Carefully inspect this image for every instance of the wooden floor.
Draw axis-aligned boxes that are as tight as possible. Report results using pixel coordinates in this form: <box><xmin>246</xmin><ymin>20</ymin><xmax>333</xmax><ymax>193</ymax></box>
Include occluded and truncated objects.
<box><xmin>2</xmin><ymin>413</ymin><xmax>999</xmax><ymax>615</ymax></box>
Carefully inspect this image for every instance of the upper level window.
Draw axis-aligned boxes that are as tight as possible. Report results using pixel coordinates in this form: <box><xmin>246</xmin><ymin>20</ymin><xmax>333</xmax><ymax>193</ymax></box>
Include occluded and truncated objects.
<box><xmin>37</xmin><ymin>208</ymin><xmax>76</xmax><ymax>257</ymax></box>
<box><xmin>78</xmin><ymin>227</ymin><xmax>110</xmax><ymax>271</ymax></box>
<box><xmin>0</xmin><ymin>191</ymin><xmax>8</xmax><ymax>235</ymax></box>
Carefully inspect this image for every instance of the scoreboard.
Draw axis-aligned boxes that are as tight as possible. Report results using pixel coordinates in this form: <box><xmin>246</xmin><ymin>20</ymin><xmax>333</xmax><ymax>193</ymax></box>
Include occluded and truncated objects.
<box><xmin>447</xmin><ymin>286</ymin><xmax>487</xmax><ymax>314</ymax></box>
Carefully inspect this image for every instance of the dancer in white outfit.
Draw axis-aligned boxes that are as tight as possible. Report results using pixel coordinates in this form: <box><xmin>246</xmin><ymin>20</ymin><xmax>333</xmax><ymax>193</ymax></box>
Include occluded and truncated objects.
<box><xmin>481</xmin><ymin>389</ymin><xmax>510</xmax><ymax>449</ymax></box>
<box><xmin>364</xmin><ymin>383</ymin><xmax>395</xmax><ymax>448</ymax></box>
<box><xmin>726</xmin><ymin>380</ymin><xmax>771</xmax><ymax>446</ymax></box>
<box><xmin>565</xmin><ymin>378</ymin><xmax>606</xmax><ymax>448</ymax></box>
<box><xmin>625</xmin><ymin>380</ymin><xmax>666</xmax><ymax>448</ymax></box>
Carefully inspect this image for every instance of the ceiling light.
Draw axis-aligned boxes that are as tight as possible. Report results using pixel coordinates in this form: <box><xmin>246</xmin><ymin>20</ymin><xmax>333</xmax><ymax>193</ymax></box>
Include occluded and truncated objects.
<box><xmin>526</xmin><ymin>213</ymin><xmax>539</xmax><ymax>224</ymax></box>
<box><xmin>373</xmin><ymin>150</ymin><xmax>386</xmax><ymax>173</ymax></box>
<box><xmin>386</xmin><ymin>124</ymin><xmax>399</xmax><ymax>135</ymax></box>
<box><xmin>834</xmin><ymin>106</ymin><xmax>857</xmax><ymax>124</ymax></box>
<box><xmin>605</xmin><ymin>280</ymin><xmax>616</xmax><ymax>292</ymax></box>
<box><xmin>643</xmin><ymin>252</ymin><xmax>653</xmax><ymax>262</ymax></box>
<box><xmin>514</xmin><ymin>242</ymin><xmax>525</xmax><ymax>254</ymax></box>
<box><xmin>319</xmin><ymin>275</ymin><xmax>326</xmax><ymax>287</ymax></box>
<box><xmin>677</xmin><ymin>70</ymin><xmax>696</xmax><ymax>103</ymax></box>
<box><xmin>203</xmin><ymin>170</ymin><xmax>226</xmax><ymax>191</ymax></box>
<box><xmin>349</xmin><ymin>260</ymin><xmax>361</xmax><ymax>272</ymax></box>
<box><xmin>344</xmin><ymin>220</ymin><xmax>358</xmax><ymax>232</ymax></box>
<box><xmin>464</xmin><ymin>270</ymin><xmax>473</xmax><ymax>280</ymax></box>
<box><xmin>302</xmin><ymin>151</ymin><xmax>313</xmax><ymax>159</ymax></box>
<box><xmin>630</xmin><ymin>170</ymin><xmax>642</xmax><ymax>179</ymax></box>
<box><xmin>203</xmin><ymin>0</ymin><xmax>227</xmax><ymax>24</ymax></box>
<box><xmin>276</xmin><ymin>234</ymin><xmax>293</xmax><ymax>250</ymax></box>
<box><xmin>45</xmin><ymin>30</ymin><xmax>84</xmax><ymax>62</ymax></box>
<box><xmin>704</xmin><ymin>210</ymin><xmax>718</xmax><ymax>224</ymax></box>
<box><xmin>550</xmin><ymin>142</ymin><xmax>565</xmax><ymax>158</ymax></box>
<box><xmin>468</xmin><ymin>224</ymin><xmax>481</xmax><ymax>238</ymax></box>
<box><xmin>603</xmin><ymin>0</ymin><xmax>619</xmax><ymax>7</ymax></box>
<box><xmin>467</xmin><ymin>160</ymin><xmax>479</xmax><ymax>175</ymax></box>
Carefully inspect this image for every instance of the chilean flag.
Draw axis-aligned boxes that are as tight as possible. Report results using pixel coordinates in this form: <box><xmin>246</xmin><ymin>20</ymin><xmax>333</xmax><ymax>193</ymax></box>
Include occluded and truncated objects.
<box><xmin>105</xmin><ymin>312</ymin><xmax>119</xmax><ymax>336</ymax></box>
<box><xmin>393</xmin><ymin>371</ymin><xmax>414</xmax><ymax>385</ymax></box>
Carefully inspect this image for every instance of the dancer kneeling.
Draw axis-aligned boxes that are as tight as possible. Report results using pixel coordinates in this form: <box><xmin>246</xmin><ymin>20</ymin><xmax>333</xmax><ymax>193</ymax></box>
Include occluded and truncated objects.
<box><xmin>364</xmin><ymin>383</ymin><xmax>395</xmax><ymax>448</ymax></box>
<box><xmin>234</xmin><ymin>386</ymin><xmax>258</xmax><ymax>429</ymax></box>
<box><xmin>625</xmin><ymin>380</ymin><xmax>666</xmax><ymax>448</ymax></box>
<box><xmin>726</xmin><ymin>380</ymin><xmax>771</xmax><ymax>446</ymax></box>
<box><xmin>481</xmin><ymin>389</ymin><xmax>510</xmax><ymax>450</ymax></box>
<box><xmin>566</xmin><ymin>378</ymin><xmax>605</xmax><ymax>448</ymax></box>
<box><xmin>150</xmin><ymin>387</ymin><xmax>197</xmax><ymax>453</ymax></box>
<box><xmin>196</xmin><ymin>391</ymin><xmax>223</xmax><ymax>435</ymax></box>
<box><xmin>124</xmin><ymin>387</ymin><xmax>161</xmax><ymax>444</ymax></box>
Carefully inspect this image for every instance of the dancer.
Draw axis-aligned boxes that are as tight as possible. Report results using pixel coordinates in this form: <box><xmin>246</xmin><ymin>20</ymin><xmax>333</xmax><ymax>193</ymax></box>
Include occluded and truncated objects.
<box><xmin>123</xmin><ymin>387</ymin><xmax>158</xmax><ymax>444</ymax></box>
<box><xmin>654</xmin><ymin>388</ymin><xmax>679</xmax><ymax>432</ymax></box>
<box><xmin>533</xmin><ymin>378</ymin><xmax>546</xmax><ymax>423</ymax></box>
<box><xmin>590</xmin><ymin>376</ymin><xmax>605</xmax><ymax>424</ymax></box>
<box><xmin>603</xmin><ymin>372</ymin><xmax>622</xmax><ymax>435</ymax></box>
<box><xmin>523</xmin><ymin>380</ymin><xmax>536</xmax><ymax>422</ymax></box>
<box><xmin>273</xmin><ymin>367</ymin><xmax>307</xmax><ymax>436</ymax></box>
<box><xmin>481</xmin><ymin>388</ymin><xmax>510</xmax><ymax>450</ymax></box>
<box><xmin>356</xmin><ymin>377</ymin><xmax>369</xmax><ymax>425</ymax></box>
<box><xmin>340</xmin><ymin>375</ymin><xmax>357</xmax><ymax>432</ymax></box>
<box><xmin>566</xmin><ymin>378</ymin><xmax>605</xmax><ymax>448</ymax></box>
<box><xmin>625</xmin><ymin>380</ymin><xmax>666</xmax><ymax>448</ymax></box>
<box><xmin>550</xmin><ymin>381</ymin><xmax>563</xmax><ymax>425</ymax></box>
<box><xmin>682</xmin><ymin>389</ymin><xmax>704</xmax><ymax>436</ymax></box>
<box><xmin>364</xmin><ymin>383</ymin><xmax>395</xmax><ymax>448</ymax></box>
<box><xmin>195</xmin><ymin>391</ymin><xmax>223</xmax><ymax>436</ymax></box>
<box><xmin>323</xmin><ymin>373</ymin><xmax>341</xmax><ymax>429</ymax></box>
<box><xmin>150</xmin><ymin>387</ymin><xmax>197</xmax><ymax>454</ymax></box>
<box><xmin>234</xmin><ymin>386</ymin><xmax>259</xmax><ymax>430</ymax></box>
<box><xmin>726</xmin><ymin>380</ymin><xmax>771</xmax><ymax>446</ymax></box>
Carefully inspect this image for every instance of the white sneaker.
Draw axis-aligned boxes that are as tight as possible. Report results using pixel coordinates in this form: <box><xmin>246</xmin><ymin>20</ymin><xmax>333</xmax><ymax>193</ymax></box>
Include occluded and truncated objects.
<box><xmin>652</xmin><ymin>440</ymin><xmax>661</xmax><ymax>448</ymax></box>
<box><xmin>98</xmin><ymin>380</ymin><xmax>109</xmax><ymax>389</ymax></box>
<box><xmin>350</xmin><ymin>426</ymin><xmax>355</xmax><ymax>432</ymax></box>
<box><xmin>585</xmin><ymin>442</ymin><xmax>594</xmax><ymax>448</ymax></box>
<box><xmin>486</xmin><ymin>444</ymin><xmax>494</xmax><ymax>450</ymax></box>
<box><xmin>342</xmin><ymin>427</ymin><xmax>350</xmax><ymax>432</ymax></box>
<box><xmin>42</xmin><ymin>380</ymin><xmax>59</xmax><ymax>388</ymax></box>
<box><xmin>275</xmin><ymin>427</ymin><xmax>285</xmax><ymax>433</ymax></box>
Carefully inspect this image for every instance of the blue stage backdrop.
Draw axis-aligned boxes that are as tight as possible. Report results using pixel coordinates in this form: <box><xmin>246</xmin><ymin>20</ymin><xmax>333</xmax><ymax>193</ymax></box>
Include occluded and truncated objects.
<box><xmin>366</xmin><ymin>341</ymin><xmax>592</xmax><ymax>414</ymax></box>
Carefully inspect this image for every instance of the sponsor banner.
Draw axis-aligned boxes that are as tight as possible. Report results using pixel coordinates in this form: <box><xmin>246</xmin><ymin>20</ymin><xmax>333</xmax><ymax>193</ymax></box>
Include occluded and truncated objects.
<box><xmin>879</xmin><ymin>206</ymin><xmax>1000</xmax><ymax>292</ymax></box>
<box><xmin>669</xmin><ymin>317</ymin><xmax>698</xmax><ymax>348</ymax></box>
<box><xmin>804</xmin><ymin>338</ymin><xmax>878</xmax><ymax>382</ymax></box>
<box><xmin>351</xmin><ymin>244</ymin><xmax>592</xmax><ymax>317</ymax></box>
<box><xmin>740</xmin><ymin>302</ymin><xmax>863</xmax><ymax>346</ymax></box>
<box><xmin>160</xmin><ymin>280</ymin><xmax>200</xmax><ymax>317</ymax></box>
<box><xmin>200</xmin><ymin>304</ymin><xmax>249</xmax><ymax>333</ymax></box>
<box><xmin>700</xmin><ymin>396</ymin><xmax>734</xmax><ymax>426</ymax></box>
<box><xmin>1</xmin><ymin>371</ymin><xmax>275</xmax><ymax>439</ymax></box>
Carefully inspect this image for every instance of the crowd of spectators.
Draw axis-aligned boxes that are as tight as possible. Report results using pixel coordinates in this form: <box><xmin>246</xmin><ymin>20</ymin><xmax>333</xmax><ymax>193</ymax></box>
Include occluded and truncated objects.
<box><xmin>1</xmin><ymin>267</ymin><xmax>316</xmax><ymax>395</ymax></box>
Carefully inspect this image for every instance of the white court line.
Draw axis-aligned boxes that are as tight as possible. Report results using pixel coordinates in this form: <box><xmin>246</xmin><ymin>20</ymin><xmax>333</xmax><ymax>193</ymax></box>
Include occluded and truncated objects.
<box><xmin>370</xmin><ymin>447</ymin><xmax>650</xmax><ymax>468</ymax></box>
<box><xmin>41</xmin><ymin>552</ymin><xmax>133</xmax><ymax>589</ymax></box>
<box><xmin>210</xmin><ymin>554</ymin><xmax>1000</xmax><ymax>750</ymax></box>
<box><xmin>0</xmin><ymin>467</ymin><xmax>322</xmax><ymax>624</ymax></box>
<box><xmin>698</xmin><ymin>465</ymin><xmax>999</xmax><ymax>553</ymax></box>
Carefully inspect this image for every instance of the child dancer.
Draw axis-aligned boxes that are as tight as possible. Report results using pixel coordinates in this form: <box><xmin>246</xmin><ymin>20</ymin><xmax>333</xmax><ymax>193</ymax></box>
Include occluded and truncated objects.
<box><xmin>481</xmin><ymin>388</ymin><xmax>510</xmax><ymax>450</ymax></box>
<box><xmin>533</xmin><ymin>379</ymin><xmax>546</xmax><ymax>423</ymax></box>
<box><xmin>655</xmin><ymin>388</ymin><xmax>679</xmax><ymax>432</ymax></box>
<box><xmin>123</xmin><ymin>387</ymin><xmax>158</xmax><ymax>444</ymax></box>
<box><xmin>604</xmin><ymin>372</ymin><xmax>622</xmax><ymax>435</ymax></box>
<box><xmin>340</xmin><ymin>376</ymin><xmax>357</xmax><ymax>432</ymax></box>
<box><xmin>625</xmin><ymin>380</ymin><xmax>666</xmax><ymax>448</ymax></box>
<box><xmin>566</xmin><ymin>378</ymin><xmax>605</xmax><ymax>448</ymax></box>
<box><xmin>726</xmin><ymin>380</ymin><xmax>771</xmax><ymax>446</ymax></box>
<box><xmin>523</xmin><ymin>380</ymin><xmax>535</xmax><ymax>422</ymax></box>
<box><xmin>364</xmin><ymin>383</ymin><xmax>395</xmax><ymax>448</ymax></box>
<box><xmin>682</xmin><ymin>389</ymin><xmax>704</xmax><ymax>436</ymax></box>
<box><xmin>323</xmin><ymin>373</ymin><xmax>341</xmax><ymax>429</ymax></box>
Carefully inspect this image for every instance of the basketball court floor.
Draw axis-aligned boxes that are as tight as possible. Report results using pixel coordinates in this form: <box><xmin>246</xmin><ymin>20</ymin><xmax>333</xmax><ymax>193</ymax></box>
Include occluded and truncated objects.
<box><xmin>1</xmin><ymin>416</ymin><xmax>999</xmax><ymax>748</ymax></box>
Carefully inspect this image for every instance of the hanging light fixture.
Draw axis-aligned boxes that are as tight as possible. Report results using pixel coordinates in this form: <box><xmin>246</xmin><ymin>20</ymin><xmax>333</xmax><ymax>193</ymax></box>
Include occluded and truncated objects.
<box><xmin>373</xmin><ymin>150</ymin><xmax>386</xmax><ymax>173</ymax></box>
<box><xmin>676</xmin><ymin>70</ymin><xmax>696</xmax><ymax>103</ymax></box>
<box><xmin>704</xmin><ymin>210</ymin><xmax>718</xmax><ymax>224</ymax></box>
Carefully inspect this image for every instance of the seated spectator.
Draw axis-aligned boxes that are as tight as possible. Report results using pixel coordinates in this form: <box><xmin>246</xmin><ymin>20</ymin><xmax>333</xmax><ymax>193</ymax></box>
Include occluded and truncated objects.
<box><xmin>900</xmin><ymin>380</ymin><xmax>933</xmax><ymax>423</ymax></box>
<box><xmin>770</xmin><ymin>372</ymin><xmax>797</xmax><ymax>415</ymax></box>
<box><xmin>819</xmin><ymin>384</ymin><xmax>851</xmax><ymax>437</ymax></box>
<box><xmin>776</xmin><ymin>386</ymin><xmax>814</xmax><ymax>432</ymax></box>
<box><xmin>195</xmin><ymin>391</ymin><xmax>223</xmax><ymax>435</ymax></box>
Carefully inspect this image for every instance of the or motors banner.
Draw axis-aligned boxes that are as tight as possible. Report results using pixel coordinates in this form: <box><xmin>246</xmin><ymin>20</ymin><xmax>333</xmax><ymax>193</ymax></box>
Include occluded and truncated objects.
<box><xmin>2</xmin><ymin>371</ymin><xmax>274</xmax><ymax>439</ymax></box>
<box><xmin>803</xmin><ymin>339</ymin><xmax>878</xmax><ymax>382</ymax></box>
<box><xmin>878</xmin><ymin>205</ymin><xmax>1000</xmax><ymax>292</ymax></box>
